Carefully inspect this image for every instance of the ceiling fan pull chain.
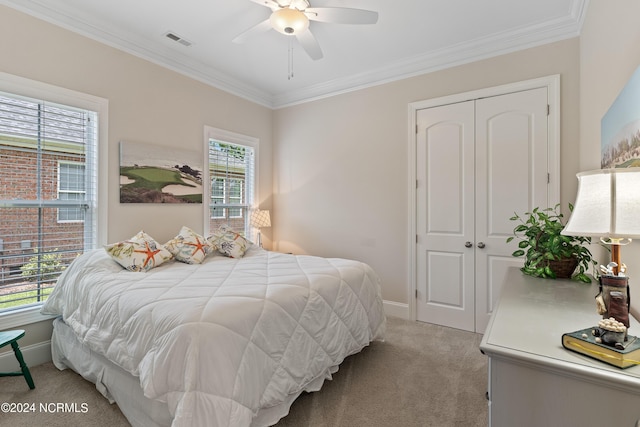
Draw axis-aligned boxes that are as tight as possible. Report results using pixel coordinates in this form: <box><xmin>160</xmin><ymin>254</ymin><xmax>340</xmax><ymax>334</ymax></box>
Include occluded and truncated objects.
<box><xmin>288</xmin><ymin>38</ymin><xmax>294</xmax><ymax>80</ymax></box>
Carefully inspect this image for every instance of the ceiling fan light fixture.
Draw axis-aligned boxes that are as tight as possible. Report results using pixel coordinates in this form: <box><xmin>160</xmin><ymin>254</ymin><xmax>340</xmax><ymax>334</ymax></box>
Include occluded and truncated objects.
<box><xmin>270</xmin><ymin>8</ymin><xmax>309</xmax><ymax>35</ymax></box>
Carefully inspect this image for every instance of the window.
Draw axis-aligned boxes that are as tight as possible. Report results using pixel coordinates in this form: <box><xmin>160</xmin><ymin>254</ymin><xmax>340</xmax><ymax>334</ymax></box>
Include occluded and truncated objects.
<box><xmin>211</xmin><ymin>177</ymin><xmax>245</xmax><ymax>219</ymax></box>
<box><xmin>228</xmin><ymin>178</ymin><xmax>243</xmax><ymax>218</ymax></box>
<box><xmin>211</xmin><ymin>178</ymin><xmax>225</xmax><ymax>218</ymax></box>
<box><xmin>58</xmin><ymin>161</ymin><xmax>86</xmax><ymax>222</ymax></box>
<box><xmin>205</xmin><ymin>127</ymin><xmax>257</xmax><ymax>238</ymax></box>
<box><xmin>0</xmin><ymin>87</ymin><xmax>99</xmax><ymax>314</ymax></box>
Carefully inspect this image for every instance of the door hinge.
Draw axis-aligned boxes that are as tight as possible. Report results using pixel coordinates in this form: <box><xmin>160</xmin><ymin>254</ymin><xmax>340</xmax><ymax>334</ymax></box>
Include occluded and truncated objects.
<box><xmin>548</xmin><ymin>173</ymin><xmax>550</xmax><ymax>184</ymax></box>
<box><xmin>416</xmin><ymin>124</ymin><xmax>419</xmax><ymax>134</ymax></box>
<box><xmin>547</xmin><ymin>104</ymin><xmax>550</xmax><ymax>116</ymax></box>
<box><xmin>415</xmin><ymin>289</ymin><xmax>418</xmax><ymax>299</ymax></box>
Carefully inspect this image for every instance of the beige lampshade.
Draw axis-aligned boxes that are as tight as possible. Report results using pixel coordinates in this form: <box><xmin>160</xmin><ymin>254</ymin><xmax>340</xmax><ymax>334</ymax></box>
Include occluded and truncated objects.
<box><xmin>562</xmin><ymin>168</ymin><xmax>640</xmax><ymax>239</ymax></box>
<box><xmin>251</xmin><ymin>209</ymin><xmax>271</xmax><ymax>229</ymax></box>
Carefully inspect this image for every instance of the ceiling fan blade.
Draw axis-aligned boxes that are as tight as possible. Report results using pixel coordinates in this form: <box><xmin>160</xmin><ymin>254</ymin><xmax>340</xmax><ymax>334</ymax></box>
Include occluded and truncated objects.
<box><xmin>305</xmin><ymin>7</ymin><xmax>378</xmax><ymax>25</ymax></box>
<box><xmin>232</xmin><ymin>19</ymin><xmax>273</xmax><ymax>44</ymax></box>
<box><xmin>296</xmin><ymin>28</ymin><xmax>323</xmax><ymax>60</ymax></box>
<box><xmin>247</xmin><ymin>0</ymin><xmax>280</xmax><ymax>10</ymax></box>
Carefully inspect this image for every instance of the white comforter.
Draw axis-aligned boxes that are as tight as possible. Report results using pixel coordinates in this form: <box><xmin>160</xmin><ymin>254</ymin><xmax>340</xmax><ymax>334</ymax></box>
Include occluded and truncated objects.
<box><xmin>42</xmin><ymin>247</ymin><xmax>386</xmax><ymax>427</ymax></box>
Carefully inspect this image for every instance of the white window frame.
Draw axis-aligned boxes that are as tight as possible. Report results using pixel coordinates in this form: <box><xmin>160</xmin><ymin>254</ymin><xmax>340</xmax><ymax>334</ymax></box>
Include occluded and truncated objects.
<box><xmin>204</xmin><ymin>126</ymin><xmax>258</xmax><ymax>239</ymax></box>
<box><xmin>0</xmin><ymin>72</ymin><xmax>108</xmax><ymax>328</ymax></box>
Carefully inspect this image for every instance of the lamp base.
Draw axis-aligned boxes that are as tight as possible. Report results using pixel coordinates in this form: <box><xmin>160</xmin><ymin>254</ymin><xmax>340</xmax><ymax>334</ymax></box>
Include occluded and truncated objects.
<box><xmin>598</xmin><ymin>275</ymin><xmax>630</xmax><ymax>332</ymax></box>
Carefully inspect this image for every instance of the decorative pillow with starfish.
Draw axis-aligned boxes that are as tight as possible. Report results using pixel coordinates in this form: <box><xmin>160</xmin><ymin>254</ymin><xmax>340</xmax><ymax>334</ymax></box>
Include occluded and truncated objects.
<box><xmin>207</xmin><ymin>224</ymin><xmax>252</xmax><ymax>258</ymax></box>
<box><xmin>104</xmin><ymin>231</ymin><xmax>173</xmax><ymax>272</ymax></box>
<box><xmin>165</xmin><ymin>226</ymin><xmax>214</xmax><ymax>264</ymax></box>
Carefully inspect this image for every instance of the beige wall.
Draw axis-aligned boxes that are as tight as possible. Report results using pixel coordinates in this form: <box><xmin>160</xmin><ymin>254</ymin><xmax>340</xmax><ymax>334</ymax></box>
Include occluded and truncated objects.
<box><xmin>0</xmin><ymin>6</ymin><xmax>273</xmax><ymax>244</ymax></box>
<box><xmin>580</xmin><ymin>0</ymin><xmax>640</xmax><ymax>317</ymax></box>
<box><xmin>0</xmin><ymin>6</ymin><xmax>272</xmax><ymax>350</ymax></box>
<box><xmin>5</xmin><ymin>0</ymin><xmax>640</xmax><ymax>346</ymax></box>
<box><xmin>273</xmin><ymin>39</ymin><xmax>580</xmax><ymax>304</ymax></box>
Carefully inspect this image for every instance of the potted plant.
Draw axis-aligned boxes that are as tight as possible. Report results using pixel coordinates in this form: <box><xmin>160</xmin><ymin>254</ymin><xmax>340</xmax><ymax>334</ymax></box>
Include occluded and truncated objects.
<box><xmin>506</xmin><ymin>204</ymin><xmax>597</xmax><ymax>283</ymax></box>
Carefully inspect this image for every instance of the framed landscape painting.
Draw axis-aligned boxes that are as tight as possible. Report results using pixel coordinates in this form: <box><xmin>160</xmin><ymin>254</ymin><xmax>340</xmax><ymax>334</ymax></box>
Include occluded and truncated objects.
<box><xmin>601</xmin><ymin>64</ymin><xmax>640</xmax><ymax>169</ymax></box>
<box><xmin>119</xmin><ymin>141</ymin><xmax>203</xmax><ymax>203</ymax></box>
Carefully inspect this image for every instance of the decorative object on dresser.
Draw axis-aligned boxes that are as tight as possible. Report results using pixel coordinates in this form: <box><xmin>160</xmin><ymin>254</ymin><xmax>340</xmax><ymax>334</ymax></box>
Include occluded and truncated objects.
<box><xmin>562</xmin><ymin>325</ymin><xmax>640</xmax><ymax>369</ymax></box>
<box><xmin>561</xmin><ymin>167</ymin><xmax>640</xmax><ymax>368</ymax></box>
<box><xmin>506</xmin><ymin>203</ymin><xmax>597</xmax><ymax>282</ymax></box>
<box><xmin>250</xmin><ymin>208</ymin><xmax>271</xmax><ymax>247</ymax></box>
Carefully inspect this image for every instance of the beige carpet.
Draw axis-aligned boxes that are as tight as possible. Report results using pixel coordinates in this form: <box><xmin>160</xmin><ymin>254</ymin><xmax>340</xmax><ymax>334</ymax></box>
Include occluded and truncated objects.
<box><xmin>0</xmin><ymin>317</ymin><xmax>488</xmax><ymax>427</ymax></box>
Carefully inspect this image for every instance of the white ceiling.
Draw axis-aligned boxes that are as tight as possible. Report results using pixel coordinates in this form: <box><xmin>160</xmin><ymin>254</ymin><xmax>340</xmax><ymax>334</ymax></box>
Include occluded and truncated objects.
<box><xmin>1</xmin><ymin>0</ymin><xmax>588</xmax><ymax>108</ymax></box>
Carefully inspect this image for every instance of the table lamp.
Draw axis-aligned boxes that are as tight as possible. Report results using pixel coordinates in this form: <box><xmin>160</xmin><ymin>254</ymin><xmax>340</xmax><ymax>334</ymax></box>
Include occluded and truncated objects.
<box><xmin>562</xmin><ymin>168</ymin><xmax>640</xmax><ymax>273</ymax></box>
<box><xmin>560</xmin><ymin>167</ymin><xmax>640</xmax><ymax>368</ymax></box>
<box><xmin>251</xmin><ymin>209</ymin><xmax>271</xmax><ymax>247</ymax></box>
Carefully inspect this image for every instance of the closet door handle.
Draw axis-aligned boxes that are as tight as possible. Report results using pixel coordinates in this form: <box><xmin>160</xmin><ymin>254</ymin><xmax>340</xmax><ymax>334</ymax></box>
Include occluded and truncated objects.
<box><xmin>477</xmin><ymin>242</ymin><xmax>486</xmax><ymax>249</ymax></box>
<box><xmin>465</xmin><ymin>241</ymin><xmax>473</xmax><ymax>248</ymax></box>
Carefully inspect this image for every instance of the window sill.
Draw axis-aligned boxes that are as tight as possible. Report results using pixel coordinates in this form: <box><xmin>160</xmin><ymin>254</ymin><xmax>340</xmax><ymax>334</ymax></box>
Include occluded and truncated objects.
<box><xmin>0</xmin><ymin>305</ymin><xmax>57</xmax><ymax>329</ymax></box>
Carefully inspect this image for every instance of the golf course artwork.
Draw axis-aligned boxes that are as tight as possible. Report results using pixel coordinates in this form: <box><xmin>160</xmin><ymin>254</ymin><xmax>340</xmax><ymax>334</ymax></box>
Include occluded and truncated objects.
<box><xmin>119</xmin><ymin>141</ymin><xmax>203</xmax><ymax>203</ymax></box>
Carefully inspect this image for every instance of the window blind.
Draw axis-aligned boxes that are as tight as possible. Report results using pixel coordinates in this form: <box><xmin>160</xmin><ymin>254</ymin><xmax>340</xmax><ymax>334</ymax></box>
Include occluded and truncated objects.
<box><xmin>208</xmin><ymin>140</ymin><xmax>255</xmax><ymax>236</ymax></box>
<box><xmin>0</xmin><ymin>92</ymin><xmax>97</xmax><ymax>312</ymax></box>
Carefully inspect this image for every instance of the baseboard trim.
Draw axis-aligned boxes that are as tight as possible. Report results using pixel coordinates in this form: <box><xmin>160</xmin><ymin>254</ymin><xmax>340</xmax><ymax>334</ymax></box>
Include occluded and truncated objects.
<box><xmin>0</xmin><ymin>339</ymin><xmax>51</xmax><ymax>372</ymax></box>
<box><xmin>383</xmin><ymin>300</ymin><xmax>409</xmax><ymax>319</ymax></box>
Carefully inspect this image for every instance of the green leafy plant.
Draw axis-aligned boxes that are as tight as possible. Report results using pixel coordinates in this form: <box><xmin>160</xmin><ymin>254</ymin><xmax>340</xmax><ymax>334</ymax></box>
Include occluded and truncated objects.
<box><xmin>506</xmin><ymin>204</ymin><xmax>597</xmax><ymax>283</ymax></box>
<box><xmin>20</xmin><ymin>248</ymin><xmax>65</xmax><ymax>282</ymax></box>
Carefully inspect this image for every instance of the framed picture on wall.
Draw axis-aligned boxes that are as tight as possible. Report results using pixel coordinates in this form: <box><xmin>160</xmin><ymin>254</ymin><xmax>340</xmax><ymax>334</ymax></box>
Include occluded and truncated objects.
<box><xmin>601</xmin><ymin>64</ymin><xmax>640</xmax><ymax>169</ymax></box>
<box><xmin>119</xmin><ymin>140</ymin><xmax>203</xmax><ymax>203</ymax></box>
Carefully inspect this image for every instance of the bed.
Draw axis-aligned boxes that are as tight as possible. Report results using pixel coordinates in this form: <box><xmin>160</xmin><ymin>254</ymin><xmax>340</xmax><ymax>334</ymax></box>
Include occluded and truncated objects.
<box><xmin>41</xmin><ymin>244</ymin><xmax>386</xmax><ymax>427</ymax></box>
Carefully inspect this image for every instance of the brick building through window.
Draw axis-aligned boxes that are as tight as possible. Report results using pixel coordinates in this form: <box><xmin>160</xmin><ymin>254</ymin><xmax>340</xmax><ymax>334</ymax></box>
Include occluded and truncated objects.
<box><xmin>0</xmin><ymin>92</ymin><xmax>97</xmax><ymax>312</ymax></box>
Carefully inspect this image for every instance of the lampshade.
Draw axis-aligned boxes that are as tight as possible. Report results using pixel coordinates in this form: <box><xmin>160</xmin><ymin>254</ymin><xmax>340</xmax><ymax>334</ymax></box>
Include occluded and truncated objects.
<box><xmin>270</xmin><ymin>8</ymin><xmax>309</xmax><ymax>35</ymax></box>
<box><xmin>251</xmin><ymin>209</ymin><xmax>271</xmax><ymax>228</ymax></box>
<box><xmin>562</xmin><ymin>168</ymin><xmax>640</xmax><ymax>239</ymax></box>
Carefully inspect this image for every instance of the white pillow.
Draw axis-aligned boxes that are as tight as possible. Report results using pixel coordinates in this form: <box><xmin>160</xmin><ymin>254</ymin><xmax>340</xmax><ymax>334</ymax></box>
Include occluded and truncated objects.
<box><xmin>165</xmin><ymin>226</ymin><xmax>214</xmax><ymax>264</ymax></box>
<box><xmin>104</xmin><ymin>231</ymin><xmax>173</xmax><ymax>272</ymax></box>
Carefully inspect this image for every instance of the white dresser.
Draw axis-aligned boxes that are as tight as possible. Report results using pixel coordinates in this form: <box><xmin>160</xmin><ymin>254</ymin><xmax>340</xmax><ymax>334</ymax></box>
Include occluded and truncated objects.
<box><xmin>480</xmin><ymin>267</ymin><xmax>640</xmax><ymax>427</ymax></box>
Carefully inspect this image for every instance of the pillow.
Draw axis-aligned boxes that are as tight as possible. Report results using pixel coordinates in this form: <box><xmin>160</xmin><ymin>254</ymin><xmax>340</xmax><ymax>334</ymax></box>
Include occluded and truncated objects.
<box><xmin>207</xmin><ymin>224</ymin><xmax>252</xmax><ymax>258</ymax></box>
<box><xmin>104</xmin><ymin>231</ymin><xmax>173</xmax><ymax>272</ymax></box>
<box><xmin>165</xmin><ymin>226</ymin><xmax>214</xmax><ymax>264</ymax></box>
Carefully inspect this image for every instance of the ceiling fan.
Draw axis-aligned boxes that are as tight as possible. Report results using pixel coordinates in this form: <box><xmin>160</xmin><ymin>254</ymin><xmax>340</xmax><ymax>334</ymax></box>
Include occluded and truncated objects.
<box><xmin>232</xmin><ymin>0</ymin><xmax>379</xmax><ymax>61</ymax></box>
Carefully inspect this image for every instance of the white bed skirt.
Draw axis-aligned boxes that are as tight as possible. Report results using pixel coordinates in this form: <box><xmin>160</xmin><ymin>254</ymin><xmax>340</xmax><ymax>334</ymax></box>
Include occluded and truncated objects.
<box><xmin>51</xmin><ymin>317</ymin><xmax>338</xmax><ymax>427</ymax></box>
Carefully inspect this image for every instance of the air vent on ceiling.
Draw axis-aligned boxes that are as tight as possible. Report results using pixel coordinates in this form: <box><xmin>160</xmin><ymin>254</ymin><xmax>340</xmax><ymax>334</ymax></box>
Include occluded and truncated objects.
<box><xmin>164</xmin><ymin>31</ymin><xmax>192</xmax><ymax>47</ymax></box>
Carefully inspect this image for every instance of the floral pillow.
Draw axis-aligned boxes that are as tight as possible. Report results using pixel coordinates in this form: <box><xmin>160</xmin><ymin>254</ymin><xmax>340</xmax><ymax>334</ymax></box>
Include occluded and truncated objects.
<box><xmin>207</xmin><ymin>224</ymin><xmax>252</xmax><ymax>258</ymax></box>
<box><xmin>165</xmin><ymin>226</ymin><xmax>214</xmax><ymax>264</ymax></box>
<box><xmin>104</xmin><ymin>231</ymin><xmax>173</xmax><ymax>272</ymax></box>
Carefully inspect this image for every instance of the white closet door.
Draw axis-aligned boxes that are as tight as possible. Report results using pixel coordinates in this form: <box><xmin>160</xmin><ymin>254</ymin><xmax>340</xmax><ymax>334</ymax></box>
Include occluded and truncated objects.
<box><xmin>474</xmin><ymin>87</ymin><xmax>549</xmax><ymax>333</ymax></box>
<box><xmin>415</xmin><ymin>101</ymin><xmax>476</xmax><ymax>331</ymax></box>
<box><xmin>415</xmin><ymin>88</ymin><xmax>549</xmax><ymax>333</ymax></box>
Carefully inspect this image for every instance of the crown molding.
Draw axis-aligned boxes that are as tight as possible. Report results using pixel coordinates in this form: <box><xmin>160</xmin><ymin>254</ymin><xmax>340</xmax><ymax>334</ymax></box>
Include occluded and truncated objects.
<box><xmin>273</xmin><ymin>4</ymin><xmax>587</xmax><ymax>108</ymax></box>
<box><xmin>0</xmin><ymin>0</ymin><xmax>275</xmax><ymax>107</ymax></box>
<box><xmin>1</xmin><ymin>0</ymin><xmax>588</xmax><ymax>109</ymax></box>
